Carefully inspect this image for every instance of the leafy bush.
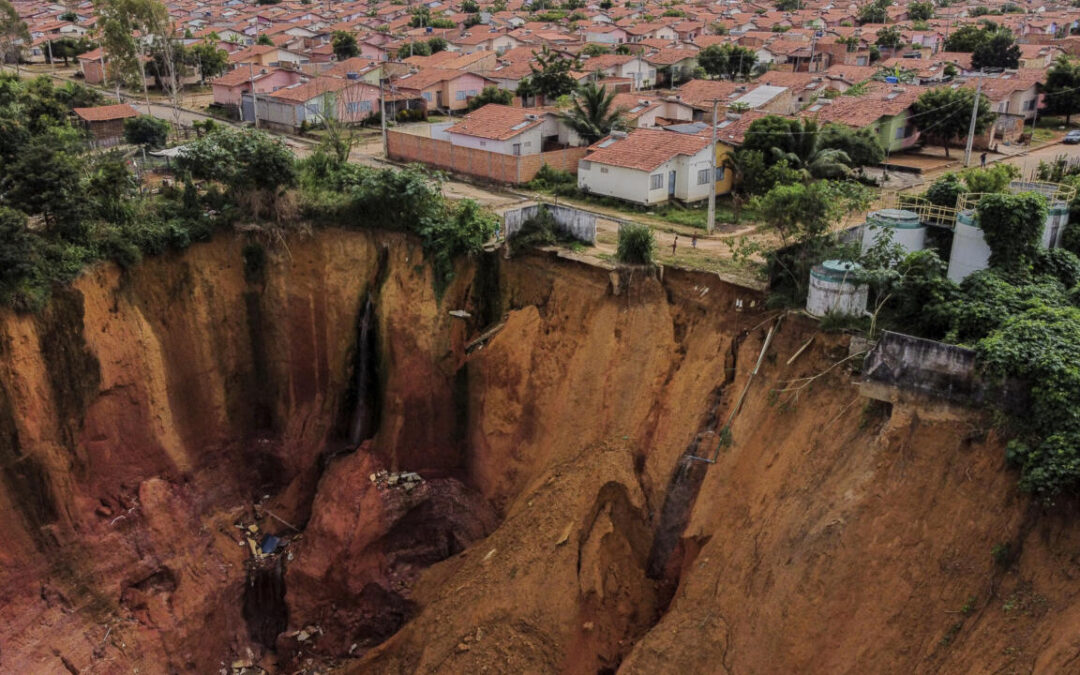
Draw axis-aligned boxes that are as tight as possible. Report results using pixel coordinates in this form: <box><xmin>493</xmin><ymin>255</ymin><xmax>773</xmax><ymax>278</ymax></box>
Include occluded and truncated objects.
<box><xmin>509</xmin><ymin>204</ymin><xmax>559</xmax><ymax>254</ymax></box>
<box><xmin>976</xmin><ymin>192</ymin><xmax>1047</xmax><ymax>269</ymax></box>
<box><xmin>123</xmin><ymin>115</ymin><xmax>170</xmax><ymax>149</ymax></box>
<box><xmin>978</xmin><ymin>306</ymin><xmax>1080</xmax><ymax>500</ymax></box>
<box><xmin>616</xmin><ymin>223</ymin><xmax>654</xmax><ymax>265</ymax></box>
<box><xmin>925</xmin><ymin>172</ymin><xmax>964</xmax><ymax>208</ymax></box>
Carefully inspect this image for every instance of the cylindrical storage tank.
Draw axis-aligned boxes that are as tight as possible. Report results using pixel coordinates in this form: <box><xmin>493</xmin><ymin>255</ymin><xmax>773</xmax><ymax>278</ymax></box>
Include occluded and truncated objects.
<box><xmin>861</xmin><ymin>208</ymin><xmax>925</xmax><ymax>254</ymax></box>
<box><xmin>1044</xmin><ymin>202</ymin><xmax>1069</xmax><ymax>249</ymax></box>
<box><xmin>947</xmin><ymin>209</ymin><xmax>991</xmax><ymax>283</ymax></box>
<box><xmin>806</xmin><ymin>259</ymin><xmax>868</xmax><ymax>317</ymax></box>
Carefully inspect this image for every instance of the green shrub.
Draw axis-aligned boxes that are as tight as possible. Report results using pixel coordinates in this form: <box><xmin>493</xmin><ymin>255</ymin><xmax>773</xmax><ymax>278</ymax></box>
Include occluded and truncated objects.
<box><xmin>509</xmin><ymin>204</ymin><xmax>559</xmax><ymax>254</ymax></box>
<box><xmin>616</xmin><ymin>223</ymin><xmax>654</xmax><ymax>265</ymax></box>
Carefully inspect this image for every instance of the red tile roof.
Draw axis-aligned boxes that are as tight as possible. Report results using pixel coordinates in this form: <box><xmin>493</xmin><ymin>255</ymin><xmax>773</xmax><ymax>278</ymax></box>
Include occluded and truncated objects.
<box><xmin>584</xmin><ymin>128</ymin><xmax>710</xmax><ymax>171</ymax></box>
<box><xmin>445</xmin><ymin>104</ymin><xmax>546</xmax><ymax>141</ymax></box>
<box><xmin>73</xmin><ymin>103</ymin><xmax>139</xmax><ymax>122</ymax></box>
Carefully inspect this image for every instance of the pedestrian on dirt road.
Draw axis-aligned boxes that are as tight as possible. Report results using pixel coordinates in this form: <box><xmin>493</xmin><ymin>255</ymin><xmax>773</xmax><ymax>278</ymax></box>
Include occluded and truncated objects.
<box><xmin>672</xmin><ymin>236</ymin><xmax>677</xmax><ymax>255</ymax></box>
<box><xmin>691</xmin><ymin>235</ymin><xmax>697</xmax><ymax>249</ymax></box>
<box><xmin>981</xmin><ymin>152</ymin><xmax>987</xmax><ymax>167</ymax></box>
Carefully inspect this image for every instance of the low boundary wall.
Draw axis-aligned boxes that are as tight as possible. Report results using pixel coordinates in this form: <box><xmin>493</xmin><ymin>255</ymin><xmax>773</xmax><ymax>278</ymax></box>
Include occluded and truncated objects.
<box><xmin>387</xmin><ymin>130</ymin><xmax>587</xmax><ymax>184</ymax></box>
<box><xmin>503</xmin><ymin>203</ymin><xmax>597</xmax><ymax>244</ymax></box>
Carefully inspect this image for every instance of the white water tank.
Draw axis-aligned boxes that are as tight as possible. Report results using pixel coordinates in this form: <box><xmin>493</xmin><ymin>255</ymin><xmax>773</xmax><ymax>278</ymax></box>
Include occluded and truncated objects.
<box><xmin>806</xmin><ymin>260</ymin><xmax>867</xmax><ymax>317</ymax></box>
<box><xmin>947</xmin><ymin>210</ymin><xmax>991</xmax><ymax>283</ymax></box>
<box><xmin>1043</xmin><ymin>202</ymin><xmax>1070</xmax><ymax>248</ymax></box>
<box><xmin>861</xmin><ymin>208</ymin><xmax>925</xmax><ymax>254</ymax></box>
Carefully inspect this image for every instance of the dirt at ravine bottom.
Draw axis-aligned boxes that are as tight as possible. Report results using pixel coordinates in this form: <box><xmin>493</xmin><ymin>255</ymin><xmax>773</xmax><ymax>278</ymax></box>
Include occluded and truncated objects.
<box><xmin>2</xmin><ymin>228</ymin><xmax>1080</xmax><ymax>675</ymax></box>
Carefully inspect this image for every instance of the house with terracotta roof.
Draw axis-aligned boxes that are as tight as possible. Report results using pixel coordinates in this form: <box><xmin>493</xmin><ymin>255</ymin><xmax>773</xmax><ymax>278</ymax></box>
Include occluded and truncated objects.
<box><xmin>246</xmin><ymin>76</ymin><xmax>384</xmax><ymax>130</ymax></box>
<box><xmin>577</xmin><ymin>128</ymin><xmax>716</xmax><ymax>205</ymax></box>
<box><xmin>211</xmin><ymin>66</ymin><xmax>304</xmax><ymax>113</ymax></box>
<box><xmin>800</xmin><ymin>82</ymin><xmax>921</xmax><ymax>153</ymax></box>
<box><xmin>73</xmin><ymin>103</ymin><xmax>139</xmax><ymax>148</ymax></box>
<box><xmin>393</xmin><ymin>67</ymin><xmax>493</xmax><ymax>111</ymax></box>
<box><xmin>437</xmin><ymin>103</ymin><xmax>580</xmax><ymax>155</ymax></box>
<box><xmin>579</xmin><ymin>54</ymin><xmax>656</xmax><ymax>90</ymax></box>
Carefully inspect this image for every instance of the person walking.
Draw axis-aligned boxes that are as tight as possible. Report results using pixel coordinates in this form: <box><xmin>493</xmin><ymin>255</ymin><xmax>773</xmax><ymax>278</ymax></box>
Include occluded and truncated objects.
<box><xmin>980</xmin><ymin>152</ymin><xmax>987</xmax><ymax>168</ymax></box>
<box><xmin>672</xmin><ymin>235</ymin><xmax>678</xmax><ymax>255</ymax></box>
<box><xmin>691</xmin><ymin>234</ymin><xmax>697</xmax><ymax>249</ymax></box>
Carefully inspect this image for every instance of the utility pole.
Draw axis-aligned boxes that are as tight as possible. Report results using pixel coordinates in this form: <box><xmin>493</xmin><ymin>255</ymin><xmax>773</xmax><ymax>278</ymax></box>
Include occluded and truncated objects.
<box><xmin>707</xmin><ymin>99</ymin><xmax>718</xmax><ymax>235</ymax></box>
<box><xmin>963</xmin><ymin>77</ymin><xmax>983</xmax><ymax>167</ymax></box>
<box><xmin>248</xmin><ymin>60</ymin><xmax>259</xmax><ymax>129</ymax></box>
<box><xmin>380</xmin><ymin>76</ymin><xmax>388</xmax><ymax>157</ymax></box>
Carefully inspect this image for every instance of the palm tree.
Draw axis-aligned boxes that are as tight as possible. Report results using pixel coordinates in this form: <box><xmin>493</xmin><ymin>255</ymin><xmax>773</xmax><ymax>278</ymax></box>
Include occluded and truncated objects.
<box><xmin>771</xmin><ymin>118</ymin><xmax>853</xmax><ymax>179</ymax></box>
<box><xmin>560</xmin><ymin>82</ymin><xmax>624</xmax><ymax>145</ymax></box>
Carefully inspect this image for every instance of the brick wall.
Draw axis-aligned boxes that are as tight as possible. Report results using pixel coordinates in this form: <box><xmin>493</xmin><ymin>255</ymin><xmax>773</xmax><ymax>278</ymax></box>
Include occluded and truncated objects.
<box><xmin>387</xmin><ymin>131</ymin><xmax>588</xmax><ymax>184</ymax></box>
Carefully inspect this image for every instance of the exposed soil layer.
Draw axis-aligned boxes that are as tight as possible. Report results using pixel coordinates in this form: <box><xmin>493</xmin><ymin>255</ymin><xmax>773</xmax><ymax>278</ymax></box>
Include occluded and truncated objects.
<box><xmin>1</xmin><ymin>230</ymin><xmax>1078</xmax><ymax>673</ymax></box>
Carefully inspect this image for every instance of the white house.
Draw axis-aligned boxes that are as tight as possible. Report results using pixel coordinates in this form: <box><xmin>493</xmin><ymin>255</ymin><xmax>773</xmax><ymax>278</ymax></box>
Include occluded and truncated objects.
<box><xmin>440</xmin><ymin>103</ymin><xmax>581</xmax><ymax>155</ymax></box>
<box><xmin>577</xmin><ymin>128</ymin><xmax>715</xmax><ymax>206</ymax></box>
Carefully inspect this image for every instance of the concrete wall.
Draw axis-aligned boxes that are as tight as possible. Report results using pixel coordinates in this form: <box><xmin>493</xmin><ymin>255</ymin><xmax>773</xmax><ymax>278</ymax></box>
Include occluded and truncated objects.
<box><xmin>387</xmin><ymin>130</ymin><xmax>588</xmax><ymax>183</ymax></box>
<box><xmin>503</xmin><ymin>203</ymin><xmax>597</xmax><ymax>244</ymax></box>
<box><xmin>863</xmin><ymin>331</ymin><xmax>979</xmax><ymax>401</ymax></box>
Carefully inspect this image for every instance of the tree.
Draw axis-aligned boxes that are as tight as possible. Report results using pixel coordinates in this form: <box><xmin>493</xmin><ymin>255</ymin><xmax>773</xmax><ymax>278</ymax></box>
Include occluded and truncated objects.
<box><xmin>775</xmin><ymin>0</ymin><xmax>800</xmax><ymax>9</ymax></box>
<box><xmin>48</xmin><ymin>36</ymin><xmax>96</xmax><ymax>66</ymax></box>
<box><xmin>753</xmin><ymin>180</ymin><xmax>869</xmax><ymax>246</ymax></box>
<box><xmin>124</xmin><ymin>115</ymin><xmax>170</xmax><ymax>148</ymax></box>
<box><xmin>697</xmin><ymin>43</ymin><xmax>757</xmax><ymax>80</ymax></box>
<box><xmin>925</xmin><ymin>172</ymin><xmax>964</xmax><ymax>207</ymax></box>
<box><xmin>943</xmin><ymin>24</ymin><xmax>991</xmax><ymax>52</ymax></box>
<box><xmin>616</xmin><ymin>223</ymin><xmax>654</xmax><ymax>265</ymax></box>
<box><xmin>819</xmin><ymin>123</ymin><xmax>885</xmax><ymax>167</ymax></box>
<box><xmin>875</xmin><ymin>26</ymin><xmax>903</xmax><ymax>49</ymax></box>
<box><xmin>910</xmin><ymin>86</ymin><xmax>993</xmax><ymax>157</ymax></box>
<box><xmin>190</xmin><ymin>41</ymin><xmax>228</xmax><ymax>83</ymax></box>
<box><xmin>961</xmin><ymin>163</ymin><xmax>1019</xmax><ymax>193</ymax></box>
<box><xmin>428</xmin><ymin>36</ymin><xmax>449</xmax><ymax>53</ymax></box>
<box><xmin>971</xmin><ymin>31</ymin><xmax>1020</xmax><ymax>70</ymax></box>
<box><xmin>462</xmin><ymin>0</ymin><xmax>480</xmax><ymax>11</ymax></box>
<box><xmin>409</xmin><ymin>6</ymin><xmax>432</xmax><ymax>27</ymax></box>
<box><xmin>0</xmin><ymin>0</ymin><xmax>30</xmax><ymax>76</ymax></box>
<box><xmin>257</xmin><ymin>33</ymin><xmax>274</xmax><ymax>46</ymax></box>
<box><xmin>581</xmin><ymin>43</ymin><xmax>611</xmax><ymax>56</ymax></box>
<box><xmin>466</xmin><ymin>85</ymin><xmax>513</xmax><ymax>111</ymax></box>
<box><xmin>0</xmin><ymin>207</ymin><xmax>35</xmax><ymax>292</ymax></box>
<box><xmin>908</xmin><ymin>1</ymin><xmax>934</xmax><ymax>20</ymax></box>
<box><xmin>742</xmin><ymin>115</ymin><xmax>800</xmax><ymax>159</ymax></box>
<box><xmin>769</xmin><ymin>118</ymin><xmax>854</xmax><ymax>178</ymax></box>
<box><xmin>560</xmin><ymin>82</ymin><xmax>623</xmax><ymax>144</ymax></box>
<box><xmin>977</xmin><ymin>191</ymin><xmax>1048</xmax><ymax>269</ymax></box>
<box><xmin>519</xmin><ymin>46</ymin><xmax>578</xmax><ymax>101</ymax></box>
<box><xmin>398</xmin><ymin>41</ymin><xmax>431</xmax><ymax>58</ymax></box>
<box><xmin>3</xmin><ymin>134</ymin><xmax>85</xmax><ymax>233</ymax></box>
<box><xmin>858</xmin><ymin>0</ymin><xmax>892</xmax><ymax>25</ymax></box>
<box><xmin>176</xmin><ymin>128</ymin><xmax>296</xmax><ymax>220</ymax></box>
<box><xmin>1041</xmin><ymin>56</ymin><xmax>1080</xmax><ymax>124</ymax></box>
<box><xmin>332</xmin><ymin>31</ymin><xmax>359</xmax><ymax>61</ymax></box>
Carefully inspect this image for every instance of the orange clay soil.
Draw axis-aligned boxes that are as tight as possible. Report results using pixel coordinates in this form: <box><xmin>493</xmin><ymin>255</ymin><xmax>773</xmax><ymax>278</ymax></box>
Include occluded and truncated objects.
<box><xmin>1</xmin><ymin>230</ymin><xmax>1078</xmax><ymax>674</ymax></box>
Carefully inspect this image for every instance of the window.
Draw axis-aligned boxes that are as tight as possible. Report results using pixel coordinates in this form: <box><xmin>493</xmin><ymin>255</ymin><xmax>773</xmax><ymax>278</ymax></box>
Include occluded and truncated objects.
<box><xmin>650</xmin><ymin>173</ymin><xmax>663</xmax><ymax>190</ymax></box>
<box><xmin>1025</xmin><ymin>99</ymin><xmax>1036</xmax><ymax>110</ymax></box>
<box><xmin>346</xmin><ymin>102</ymin><xmax>360</xmax><ymax>113</ymax></box>
<box><xmin>895</xmin><ymin>125</ymin><xmax>906</xmax><ymax>139</ymax></box>
<box><xmin>456</xmin><ymin>91</ymin><xmax>467</xmax><ymax>101</ymax></box>
<box><xmin>697</xmin><ymin>168</ymin><xmax>710</xmax><ymax>185</ymax></box>
<box><xmin>600</xmin><ymin>166</ymin><xmax>609</xmax><ymax>174</ymax></box>
<box><xmin>715</xmin><ymin>166</ymin><xmax>725</xmax><ymax>181</ymax></box>
<box><xmin>359</xmin><ymin>100</ymin><xmax>372</xmax><ymax>112</ymax></box>
<box><xmin>423</xmin><ymin>92</ymin><xmax>433</xmax><ymax>101</ymax></box>
<box><xmin>512</xmin><ymin>143</ymin><xmax>521</xmax><ymax>156</ymax></box>
<box><xmin>468</xmin><ymin>89</ymin><xmax>478</xmax><ymax>97</ymax></box>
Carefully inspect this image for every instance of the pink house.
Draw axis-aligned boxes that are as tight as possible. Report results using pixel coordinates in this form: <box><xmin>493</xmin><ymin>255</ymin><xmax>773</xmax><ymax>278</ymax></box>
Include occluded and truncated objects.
<box><xmin>211</xmin><ymin>67</ymin><xmax>304</xmax><ymax>110</ymax></box>
<box><xmin>393</xmin><ymin>68</ymin><xmax>493</xmax><ymax>112</ymax></box>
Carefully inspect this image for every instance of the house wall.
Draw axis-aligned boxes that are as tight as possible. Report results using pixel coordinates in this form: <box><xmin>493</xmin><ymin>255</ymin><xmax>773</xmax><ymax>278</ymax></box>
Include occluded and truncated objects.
<box><xmin>387</xmin><ymin>130</ymin><xmax>588</xmax><ymax>183</ymax></box>
<box><xmin>578</xmin><ymin>147</ymin><xmax>718</xmax><ymax>205</ymax></box>
<box><xmin>332</xmin><ymin>84</ymin><xmax>382</xmax><ymax>123</ymax></box>
<box><xmin>212</xmin><ymin>69</ymin><xmax>301</xmax><ymax>107</ymax></box>
<box><xmin>874</xmin><ymin>112</ymin><xmax>919</xmax><ymax>153</ymax></box>
<box><xmin>80</xmin><ymin>58</ymin><xmax>105</xmax><ymax>85</ymax></box>
<box><xmin>445</xmin><ymin>73</ymin><xmax>490</xmax><ymax>110</ymax></box>
<box><xmin>446</xmin><ymin>124</ymin><xmax>544</xmax><ymax>155</ymax></box>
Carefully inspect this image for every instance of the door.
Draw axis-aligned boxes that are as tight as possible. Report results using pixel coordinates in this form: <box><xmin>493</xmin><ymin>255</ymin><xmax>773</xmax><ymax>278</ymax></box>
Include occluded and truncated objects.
<box><xmin>668</xmin><ymin>171</ymin><xmax>676</xmax><ymax>197</ymax></box>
